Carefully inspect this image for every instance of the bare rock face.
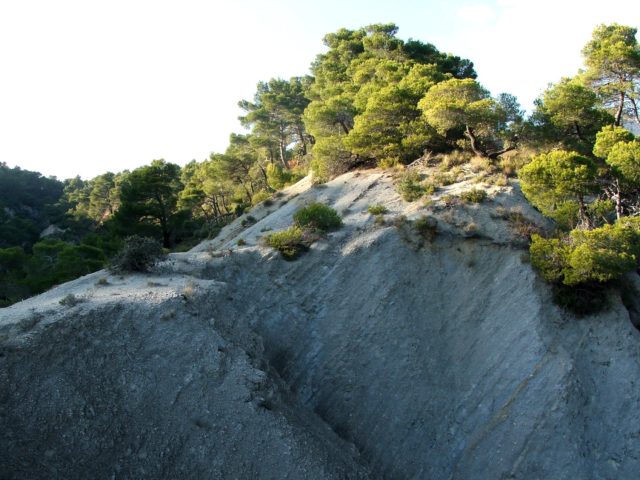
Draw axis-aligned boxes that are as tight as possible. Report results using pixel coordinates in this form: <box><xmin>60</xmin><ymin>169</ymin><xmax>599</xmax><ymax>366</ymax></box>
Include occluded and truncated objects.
<box><xmin>2</xmin><ymin>171</ymin><xmax>640</xmax><ymax>479</ymax></box>
<box><xmin>0</xmin><ymin>282</ymin><xmax>371</xmax><ymax>479</ymax></box>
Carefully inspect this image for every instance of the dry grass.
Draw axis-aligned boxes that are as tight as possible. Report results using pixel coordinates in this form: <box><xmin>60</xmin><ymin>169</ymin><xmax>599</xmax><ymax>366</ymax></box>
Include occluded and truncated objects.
<box><xmin>469</xmin><ymin>156</ymin><xmax>493</xmax><ymax>174</ymax></box>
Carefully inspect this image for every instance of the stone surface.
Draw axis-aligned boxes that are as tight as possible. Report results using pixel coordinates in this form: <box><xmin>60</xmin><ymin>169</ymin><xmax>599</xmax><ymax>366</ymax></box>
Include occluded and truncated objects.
<box><xmin>2</xmin><ymin>171</ymin><xmax>639</xmax><ymax>479</ymax></box>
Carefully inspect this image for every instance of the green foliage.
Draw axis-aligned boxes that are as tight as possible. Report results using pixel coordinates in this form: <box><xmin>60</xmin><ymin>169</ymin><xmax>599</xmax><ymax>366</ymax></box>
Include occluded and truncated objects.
<box><xmin>593</xmin><ymin>125</ymin><xmax>635</xmax><ymax>158</ymax></box>
<box><xmin>239</xmin><ymin>77</ymin><xmax>312</xmax><ymax>168</ymax></box>
<box><xmin>397</xmin><ymin>171</ymin><xmax>431</xmax><ymax>201</ymax></box>
<box><xmin>344</xmin><ymin>65</ymin><xmax>443</xmax><ymax>164</ymax></box>
<box><xmin>606</xmin><ymin>141</ymin><xmax>640</xmax><ymax>185</ymax></box>
<box><xmin>0</xmin><ymin>246</ymin><xmax>29</xmax><ymax>307</ymax></box>
<box><xmin>305</xmin><ymin>24</ymin><xmax>477</xmax><ymax>177</ymax></box>
<box><xmin>419</xmin><ymin>78</ymin><xmax>517</xmax><ymax>158</ymax></box>
<box><xmin>264</xmin><ymin>226</ymin><xmax>307</xmax><ymax>260</ymax></box>
<box><xmin>0</xmin><ymin>162</ymin><xmax>65</xmax><ymax>249</ymax></box>
<box><xmin>582</xmin><ymin>24</ymin><xmax>640</xmax><ymax>126</ymax></box>
<box><xmin>460</xmin><ymin>188</ymin><xmax>487</xmax><ymax>203</ymax></box>
<box><xmin>367</xmin><ymin>204</ymin><xmax>388</xmax><ymax>215</ymax></box>
<box><xmin>420</xmin><ymin>79</ymin><xmax>493</xmax><ymax>133</ymax></box>
<box><xmin>530</xmin><ymin>220</ymin><xmax>640</xmax><ymax>288</ymax></box>
<box><xmin>293</xmin><ymin>204</ymin><xmax>342</xmax><ymax>232</ymax></box>
<box><xmin>564</xmin><ymin>225</ymin><xmax>639</xmax><ymax>284</ymax></box>
<box><xmin>266</xmin><ymin>163</ymin><xmax>305</xmax><ymax>190</ymax></box>
<box><xmin>310</xmin><ymin>136</ymin><xmax>355</xmax><ymax>183</ymax></box>
<box><xmin>413</xmin><ymin>215</ymin><xmax>438</xmax><ymax>240</ymax></box>
<box><xmin>530</xmin><ymin>235</ymin><xmax>570</xmax><ymax>283</ymax></box>
<box><xmin>25</xmin><ymin>239</ymin><xmax>106</xmax><ymax>293</ymax></box>
<box><xmin>109</xmin><ymin>235</ymin><xmax>166</xmax><ymax>273</ymax></box>
<box><xmin>519</xmin><ymin>150</ymin><xmax>598</xmax><ymax>228</ymax></box>
<box><xmin>114</xmin><ymin>160</ymin><xmax>183</xmax><ymax>248</ymax></box>
<box><xmin>251</xmin><ymin>190</ymin><xmax>272</xmax><ymax>205</ymax></box>
<box><xmin>528</xmin><ymin>77</ymin><xmax>613</xmax><ymax>155</ymax></box>
<box><xmin>587</xmin><ymin>199</ymin><xmax>616</xmax><ymax>226</ymax></box>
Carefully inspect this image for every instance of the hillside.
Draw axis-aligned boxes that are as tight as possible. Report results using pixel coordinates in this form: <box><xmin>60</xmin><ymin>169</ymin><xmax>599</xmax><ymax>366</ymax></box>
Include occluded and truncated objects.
<box><xmin>2</xmin><ymin>170</ymin><xmax>640</xmax><ymax>479</ymax></box>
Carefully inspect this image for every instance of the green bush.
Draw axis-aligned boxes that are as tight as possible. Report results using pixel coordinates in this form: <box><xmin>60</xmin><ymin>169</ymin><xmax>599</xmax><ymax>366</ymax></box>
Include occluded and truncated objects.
<box><xmin>109</xmin><ymin>235</ymin><xmax>166</xmax><ymax>273</ymax></box>
<box><xmin>528</xmin><ymin>216</ymin><xmax>640</xmax><ymax>315</ymax></box>
<box><xmin>293</xmin><ymin>204</ymin><xmax>342</xmax><ymax>232</ymax></box>
<box><xmin>251</xmin><ymin>190</ymin><xmax>272</xmax><ymax>205</ymax></box>
<box><xmin>266</xmin><ymin>164</ymin><xmax>306</xmax><ymax>190</ymax></box>
<box><xmin>264</xmin><ymin>226</ymin><xmax>307</xmax><ymax>260</ymax></box>
<box><xmin>397</xmin><ymin>171</ymin><xmax>426</xmax><ymax>201</ymax></box>
<box><xmin>413</xmin><ymin>216</ymin><xmax>438</xmax><ymax>240</ymax></box>
<box><xmin>432</xmin><ymin>172</ymin><xmax>456</xmax><ymax>186</ymax></box>
<box><xmin>530</xmin><ymin>226</ymin><xmax>638</xmax><ymax>316</ymax></box>
<box><xmin>367</xmin><ymin>204</ymin><xmax>388</xmax><ymax>215</ymax></box>
<box><xmin>564</xmin><ymin>225</ymin><xmax>639</xmax><ymax>285</ymax></box>
<box><xmin>460</xmin><ymin>188</ymin><xmax>487</xmax><ymax>203</ymax></box>
<box><xmin>530</xmin><ymin>223</ymin><xmax>640</xmax><ymax>287</ymax></box>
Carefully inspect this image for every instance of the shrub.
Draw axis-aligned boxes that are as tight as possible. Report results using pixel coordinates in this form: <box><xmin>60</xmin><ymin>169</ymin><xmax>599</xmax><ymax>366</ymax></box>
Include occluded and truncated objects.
<box><xmin>460</xmin><ymin>188</ymin><xmax>487</xmax><ymax>203</ymax></box>
<box><xmin>469</xmin><ymin>156</ymin><xmax>493</xmax><ymax>174</ymax></box>
<box><xmin>397</xmin><ymin>171</ymin><xmax>426</xmax><ymax>201</ymax></box>
<box><xmin>374</xmin><ymin>214</ymin><xmax>386</xmax><ymax>226</ymax></box>
<box><xmin>593</xmin><ymin>125</ymin><xmax>635</xmax><ymax>159</ymax></box>
<box><xmin>293</xmin><ymin>203</ymin><xmax>342</xmax><ymax>232</ymax></box>
<box><xmin>241</xmin><ymin>215</ymin><xmax>257</xmax><ymax>227</ymax></box>
<box><xmin>530</xmin><ymin>221</ymin><xmax>640</xmax><ymax>286</ymax></box>
<box><xmin>251</xmin><ymin>190</ymin><xmax>272</xmax><ymax>205</ymax></box>
<box><xmin>59</xmin><ymin>293</ymin><xmax>83</xmax><ymax>307</ymax></box>
<box><xmin>505</xmin><ymin>209</ymin><xmax>542</xmax><ymax>244</ymax></box>
<box><xmin>109</xmin><ymin>235</ymin><xmax>166</xmax><ymax>273</ymax></box>
<box><xmin>237</xmin><ymin>239</ymin><xmax>247</xmax><ymax>246</ymax></box>
<box><xmin>413</xmin><ymin>215</ymin><xmax>438</xmax><ymax>240</ymax></box>
<box><xmin>432</xmin><ymin>172</ymin><xmax>456</xmax><ymax>186</ymax></box>
<box><xmin>441</xmin><ymin>194</ymin><xmax>460</xmax><ymax>207</ymax></box>
<box><xmin>423</xmin><ymin>182</ymin><xmax>436</xmax><ymax>195</ymax></box>
<box><xmin>368</xmin><ymin>204</ymin><xmax>388</xmax><ymax>215</ymax></box>
<box><xmin>264</xmin><ymin>226</ymin><xmax>307</xmax><ymax>260</ymax></box>
<box><xmin>438</xmin><ymin>150</ymin><xmax>471</xmax><ymax>170</ymax></box>
<box><xmin>491</xmin><ymin>174</ymin><xmax>509</xmax><ymax>187</ymax></box>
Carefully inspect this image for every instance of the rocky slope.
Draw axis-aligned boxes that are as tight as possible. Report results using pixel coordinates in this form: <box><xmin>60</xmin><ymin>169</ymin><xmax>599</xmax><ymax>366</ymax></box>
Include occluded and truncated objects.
<box><xmin>2</xmin><ymin>169</ymin><xmax>640</xmax><ymax>479</ymax></box>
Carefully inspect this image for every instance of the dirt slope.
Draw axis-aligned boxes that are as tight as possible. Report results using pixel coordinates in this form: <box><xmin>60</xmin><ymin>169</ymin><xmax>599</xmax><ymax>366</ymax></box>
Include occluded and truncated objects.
<box><xmin>2</xmin><ymin>170</ymin><xmax>640</xmax><ymax>479</ymax></box>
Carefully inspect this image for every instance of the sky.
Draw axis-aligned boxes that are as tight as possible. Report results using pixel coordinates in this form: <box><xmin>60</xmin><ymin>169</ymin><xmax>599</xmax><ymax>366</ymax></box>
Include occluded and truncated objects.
<box><xmin>0</xmin><ymin>0</ymin><xmax>638</xmax><ymax>180</ymax></box>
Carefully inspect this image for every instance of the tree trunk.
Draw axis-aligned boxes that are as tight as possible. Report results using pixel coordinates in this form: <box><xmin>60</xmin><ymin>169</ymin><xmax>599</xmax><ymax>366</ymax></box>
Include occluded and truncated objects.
<box><xmin>211</xmin><ymin>196</ymin><xmax>221</xmax><ymax>218</ymax></box>
<box><xmin>630</xmin><ymin>97</ymin><xmax>640</xmax><ymax>126</ymax></box>
<box><xmin>488</xmin><ymin>146</ymin><xmax>516</xmax><ymax>160</ymax></box>
<box><xmin>614</xmin><ymin>178</ymin><xmax>623</xmax><ymax>220</ymax></box>
<box><xmin>162</xmin><ymin>228</ymin><xmax>171</xmax><ymax>249</ymax></box>
<box><xmin>464</xmin><ymin>126</ymin><xmax>487</xmax><ymax>158</ymax></box>
<box><xmin>258</xmin><ymin>163</ymin><xmax>273</xmax><ymax>192</ymax></box>
<box><xmin>338</xmin><ymin>120</ymin><xmax>351</xmax><ymax>135</ymax></box>
<box><xmin>615</xmin><ymin>91</ymin><xmax>625</xmax><ymax>127</ymax></box>
<box><xmin>296</xmin><ymin>125</ymin><xmax>307</xmax><ymax>156</ymax></box>
<box><xmin>573</xmin><ymin>121</ymin><xmax>587</xmax><ymax>143</ymax></box>
<box><xmin>279</xmin><ymin>140</ymin><xmax>289</xmax><ymax>169</ymax></box>
<box><xmin>577</xmin><ymin>193</ymin><xmax>591</xmax><ymax>229</ymax></box>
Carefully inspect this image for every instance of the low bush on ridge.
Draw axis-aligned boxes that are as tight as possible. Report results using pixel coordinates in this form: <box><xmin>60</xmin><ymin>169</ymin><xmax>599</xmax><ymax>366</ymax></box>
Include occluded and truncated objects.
<box><xmin>293</xmin><ymin>203</ymin><xmax>342</xmax><ymax>232</ymax></box>
<box><xmin>264</xmin><ymin>204</ymin><xmax>342</xmax><ymax>260</ymax></box>
<box><xmin>109</xmin><ymin>235</ymin><xmax>166</xmax><ymax>273</ymax></box>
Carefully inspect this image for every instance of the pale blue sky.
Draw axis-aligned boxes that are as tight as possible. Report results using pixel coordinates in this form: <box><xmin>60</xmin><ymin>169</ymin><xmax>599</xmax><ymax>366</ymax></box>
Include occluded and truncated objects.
<box><xmin>0</xmin><ymin>0</ymin><xmax>638</xmax><ymax>179</ymax></box>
